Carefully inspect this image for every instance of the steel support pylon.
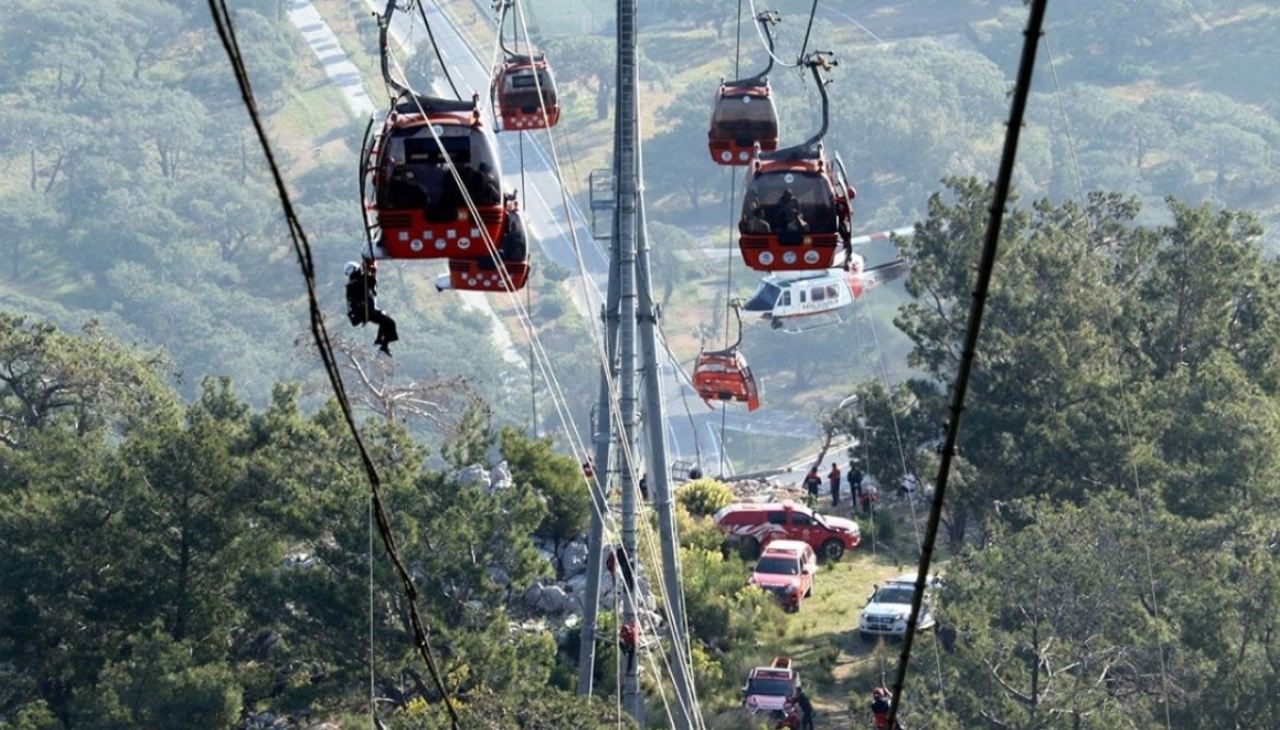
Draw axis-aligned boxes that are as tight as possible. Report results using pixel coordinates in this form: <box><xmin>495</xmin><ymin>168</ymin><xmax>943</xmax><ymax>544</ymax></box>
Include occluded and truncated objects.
<box><xmin>577</xmin><ymin>1</ymin><xmax>698</xmax><ymax>727</ymax></box>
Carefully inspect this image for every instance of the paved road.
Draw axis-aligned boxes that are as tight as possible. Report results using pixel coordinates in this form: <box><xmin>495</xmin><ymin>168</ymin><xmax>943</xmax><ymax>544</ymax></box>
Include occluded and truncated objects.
<box><xmin>293</xmin><ymin>0</ymin><xmax>831</xmax><ymax>474</ymax></box>
<box><xmin>366</xmin><ymin>0</ymin><xmax>746</xmax><ymax>474</ymax></box>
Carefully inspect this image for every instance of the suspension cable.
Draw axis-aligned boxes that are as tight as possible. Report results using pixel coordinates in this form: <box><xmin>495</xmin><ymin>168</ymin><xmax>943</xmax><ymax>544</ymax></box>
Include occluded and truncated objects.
<box><xmin>383</xmin><ymin>13</ymin><xmax>701</xmax><ymax>722</ymax></box>
<box><xmin>887</xmin><ymin>2</ymin><xmax>1048</xmax><ymax>728</ymax></box>
<box><xmin>747</xmin><ymin>0</ymin><xmax>822</xmax><ymax>68</ymax></box>
<box><xmin>863</xmin><ymin>310</ymin><xmax>948</xmax><ymax>712</ymax></box>
<box><xmin>380</xmin><ymin>3</ymin><xmax>707</xmax><ymax>722</ymax></box>
<box><xmin>413</xmin><ymin>0</ymin><xmax>460</xmax><ymax>99</ymax></box>
<box><xmin>204</xmin><ymin>3</ymin><xmax>460</xmax><ymax>727</ymax></box>
<box><xmin>1044</xmin><ymin>33</ymin><xmax>1174</xmax><ymax>730</ymax></box>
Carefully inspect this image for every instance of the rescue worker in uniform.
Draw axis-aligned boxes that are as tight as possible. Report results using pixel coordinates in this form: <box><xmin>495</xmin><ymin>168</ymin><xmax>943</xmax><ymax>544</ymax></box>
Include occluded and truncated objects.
<box><xmin>345</xmin><ymin>258</ymin><xmax>398</xmax><ymax>356</ymax></box>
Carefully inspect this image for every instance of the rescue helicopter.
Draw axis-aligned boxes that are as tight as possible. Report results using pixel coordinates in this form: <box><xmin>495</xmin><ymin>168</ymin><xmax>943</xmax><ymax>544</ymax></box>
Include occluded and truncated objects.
<box><xmin>742</xmin><ymin>228</ymin><xmax>912</xmax><ymax>333</ymax></box>
<box><xmin>708</xmin><ymin>10</ymin><xmax>781</xmax><ymax>166</ymax></box>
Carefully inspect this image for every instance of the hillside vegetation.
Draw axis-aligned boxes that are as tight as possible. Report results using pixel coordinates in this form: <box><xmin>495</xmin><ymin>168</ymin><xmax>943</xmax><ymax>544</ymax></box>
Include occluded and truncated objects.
<box><xmin>4</xmin><ymin>0</ymin><xmax>1280</xmax><ymax>728</ymax></box>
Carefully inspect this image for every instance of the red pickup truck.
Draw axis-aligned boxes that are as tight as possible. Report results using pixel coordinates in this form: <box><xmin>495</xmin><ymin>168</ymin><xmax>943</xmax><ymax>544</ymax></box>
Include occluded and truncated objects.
<box><xmin>714</xmin><ymin>501</ymin><xmax>861</xmax><ymax>561</ymax></box>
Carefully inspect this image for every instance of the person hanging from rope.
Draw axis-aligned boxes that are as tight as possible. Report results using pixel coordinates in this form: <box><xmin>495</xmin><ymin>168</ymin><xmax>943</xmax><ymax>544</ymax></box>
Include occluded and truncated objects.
<box><xmin>803</xmin><ymin>467</ymin><xmax>822</xmax><ymax>507</ymax></box>
<box><xmin>870</xmin><ymin>687</ymin><xmax>904</xmax><ymax>729</ymax></box>
<box><xmin>828</xmin><ymin>462</ymin><xmax>841</xmax><ymax>507</ymax></box>
<box><xmin>345</xmin><ymin>258</ymin><xmax>398</xmax><ymax>356</ymax></box>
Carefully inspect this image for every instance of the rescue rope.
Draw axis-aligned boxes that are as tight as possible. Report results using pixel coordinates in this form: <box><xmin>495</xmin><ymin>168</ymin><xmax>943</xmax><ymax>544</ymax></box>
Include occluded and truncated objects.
<box><xmin>204</xmin><ymin>3</ymin><xmax>461</xmax><ymax>727</ymax></box>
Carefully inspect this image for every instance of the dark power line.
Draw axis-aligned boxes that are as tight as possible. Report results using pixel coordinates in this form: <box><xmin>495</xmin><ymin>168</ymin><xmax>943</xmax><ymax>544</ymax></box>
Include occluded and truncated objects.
<box><xmin>203</xmin><ymin>3</ymin><xmax>460</xmax><ymax>728</ymax></box>
<box><xmin>886</xmin><ymin>1</ymin><xmax>1050</xmax><ymax>729</ymax></box>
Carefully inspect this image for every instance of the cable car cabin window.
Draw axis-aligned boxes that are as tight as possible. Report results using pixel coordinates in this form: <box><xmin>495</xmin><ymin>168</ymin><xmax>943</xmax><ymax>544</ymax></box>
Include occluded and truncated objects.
<box><xmin>711</xmin><ymin>92</ymin><xmax>777</xmax><ymax>142</ymax></box>
<box><xmin>383</xmin><ymin>126</ymin><xmax>502</xmax><ymax>215</ymax></box>
<box><xmin>503</xmin><ymin>70</ymin><xmax>557</xmax><ymax>110</ymax></box>
<box><xmin>740</xmin><ymin>170</ymin><xmax>837</xmax><ymax>239</ymax></box>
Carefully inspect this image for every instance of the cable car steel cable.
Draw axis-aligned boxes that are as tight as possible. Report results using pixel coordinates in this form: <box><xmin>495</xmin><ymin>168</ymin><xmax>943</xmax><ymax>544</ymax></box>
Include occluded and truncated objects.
<box><xmin>708</xmin><ymin>10</ymin><xmax>781</xmax><ymax>166</ymax></box>
<box><xmin>202</xmin><ymin>3</ymin><xmax>461</xmax><ymax>728</ymax></box>
<box><xmin>427</xmin><ymin>6</ymin><xmax>706</xmax><ymax>716</ymax></box>
<box><xmin>886</xmin><ymin>3</ymin><xmax>1049</xmax><ymax>728</ymax></box>
<box><xmin>746</xmin><ymin>0</ymin><xmax>822</xmax><ymax>69</ymax></box>
<box><xmin>491</xmin><ymin>0</ymin><xmax>560</xmax><ymax>131</ymax></box>
<box><xmin>382</xmin><ymin>2</ymin><xmax>704</xmax><ymax>720</ymax></box>
<box><xmin>737</xmin><ymin>52</ymin><xmax>856</xmax><ymax>273</ymax></box>
<box><xmin>250</xmin><ymin>1</ymin><xmax>695</xmax><ymax>724</ymax></box>
<box><xmin>411</xmin><ymin>0</ymin><xmax>461</xmax><ymax>100</ymax></box>
<box><xmin>365</xmin><ymin>0</ymin><xmax>529</xmax><ymax>290</ymax></box>
<box><xmin>1043</xmin><ymin>32</ymin><xmax>1175</xmax><ymax>730</ymax></box>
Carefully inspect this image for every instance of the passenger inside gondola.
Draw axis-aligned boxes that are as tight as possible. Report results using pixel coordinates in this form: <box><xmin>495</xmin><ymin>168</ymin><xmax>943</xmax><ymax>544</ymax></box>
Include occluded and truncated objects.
<box><xmin>381</xmin><ymin>126</ymin><xmax>503</xmax><ymax>218</ymax></box>
<box><xmin>500</xmin><ymin>206</ymin><xmax>527</xmax><ymax>261</ymax></box>
<box><xmin>740</xmin><ymin>170</ymin><xmax>836</xmax><ymax>243</ymax></box>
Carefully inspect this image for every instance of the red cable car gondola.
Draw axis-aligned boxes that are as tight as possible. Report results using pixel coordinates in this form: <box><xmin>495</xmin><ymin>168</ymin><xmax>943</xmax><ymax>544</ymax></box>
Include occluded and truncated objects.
<box><xmin>693</xmin><ymin>301</ymin><xmax>761</xmax><ymax>411</ymax></box>
<box><xmin>737</xmin><ymin>53</ymin><xmax>854</xmax><ymax>272</ymax></box>
<box><xmin>362</xmin><ymin>2</ymin><xmax>507</xmax><ymax>261</ymax></box>
<box><xmin>491</xmin><ymin>2</ymin><xmax>559</xmax><ymax>131</ymax></box>
<box><xmin>436</xmin><ymin>198</ymin><xmax>531</xmax><ymax>292</ymax></box>
<box><xmin>494</xmin><ymin>53</ymin><xmax>560</xmax><ymax>131</ymax></box>
<box><xmin>708</xmin><ymin>12</ymin><xmax>781</xmax><ymax>166</ymax></box>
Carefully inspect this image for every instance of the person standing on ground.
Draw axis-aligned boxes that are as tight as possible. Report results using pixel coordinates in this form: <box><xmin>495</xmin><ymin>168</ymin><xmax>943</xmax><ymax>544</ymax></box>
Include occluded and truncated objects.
<box><xmin>793</xmin><ymin>685</ymin><xmax>815</xmax><ymax>730</ymax></box>
<box><xmin>828</xmin><ymin>462</ymin><xmax>841</xmax><ymax>507</ymax></box>
<box><xmin>849</xmin><ymin>463</ymin><xmax>864</xmax><ymax>508</ymax></box>
<box><xmin>803</xmin><ymin>467</ymin><xmax>822</xmax><ymax>506</ymax></box>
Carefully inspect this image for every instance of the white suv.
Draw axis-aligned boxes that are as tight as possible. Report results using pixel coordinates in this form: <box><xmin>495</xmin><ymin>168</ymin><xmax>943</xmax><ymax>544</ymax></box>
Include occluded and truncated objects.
<box><xmin>857</xmin><ymin>573</ymin><xmax>937</xmax><ymax>641</ymax></box>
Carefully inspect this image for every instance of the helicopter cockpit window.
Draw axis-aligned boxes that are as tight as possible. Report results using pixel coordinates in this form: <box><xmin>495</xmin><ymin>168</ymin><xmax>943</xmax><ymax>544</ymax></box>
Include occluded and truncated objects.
<box><xmin>745</xmin><ymin>280</ymin><xmax>782</xmax><ymax>312</ymax></box>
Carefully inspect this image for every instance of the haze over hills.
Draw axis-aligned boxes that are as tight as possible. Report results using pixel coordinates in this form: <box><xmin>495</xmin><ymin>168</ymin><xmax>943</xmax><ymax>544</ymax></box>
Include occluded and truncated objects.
<box><xmin>3</xmin><ymin>0</ymin><xmax>1280</xmax><ymax>728</ymax></box>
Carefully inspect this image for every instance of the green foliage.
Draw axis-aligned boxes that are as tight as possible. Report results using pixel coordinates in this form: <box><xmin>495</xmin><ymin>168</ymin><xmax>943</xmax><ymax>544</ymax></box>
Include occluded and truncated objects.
<box><xmin>865</xmin><ymin>508</ymin><xmax>896</xmax><ymax>546</ymax></box>
<box><xmin>72</xmin><ymin>627</ymin><xmax>242</xmax><ymax>730</ymax></box>
<box><xmin>440</xmin><ymin>400</ymin><xmax>495</xmax><ymax>468</ymax></box>
<box><xmin>676</xmin><ymin>477</ymin><xmax>735</xmax><ymax>516</ymax></box>
<box><xmin>501</xmin><ymin>427</ymin><xmax>589</xmax><ymax>550</ymax></box>
<box><xmin>387</xmin><ymin>687</ymin><xmax>638</xmax><ymax>730</ymax></box>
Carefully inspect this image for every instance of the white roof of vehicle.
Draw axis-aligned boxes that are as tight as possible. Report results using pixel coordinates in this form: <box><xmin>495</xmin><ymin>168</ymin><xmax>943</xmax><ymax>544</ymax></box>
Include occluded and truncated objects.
<box><xmin>762</xmin><ymin>539</ymin><xmax>811</xmax><ymax>555</ymax></box>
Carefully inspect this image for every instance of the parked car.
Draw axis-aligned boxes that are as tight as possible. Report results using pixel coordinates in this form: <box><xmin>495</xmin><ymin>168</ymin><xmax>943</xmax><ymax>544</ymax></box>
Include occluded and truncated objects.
<box><xmin>750</xmin><ymin>540</ymin><xmax>817</xmax><ymax>612</ymax></box>
<box><xmin>743</xmin><ymin>656</ymin><xmax>801</xmax><ymax>728</ymax></box>
<box><xmin>714</xmin><ymin>501</ymin><xmax>861</xmax><ymax>561</ymax></box>
<box><xmin>857</xmin><ymin>572</ymin><xmax>938</xmax><ymax>641</ymax></box>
